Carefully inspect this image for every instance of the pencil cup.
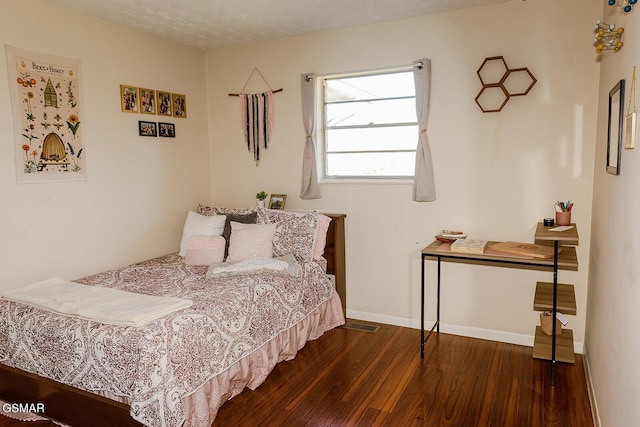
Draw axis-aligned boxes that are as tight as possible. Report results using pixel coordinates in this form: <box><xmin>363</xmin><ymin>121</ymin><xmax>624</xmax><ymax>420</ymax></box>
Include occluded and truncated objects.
<box><xmin>555</xmin><ymin>211</ymin><xmax>571</xmax><ymax>226</ymax></box>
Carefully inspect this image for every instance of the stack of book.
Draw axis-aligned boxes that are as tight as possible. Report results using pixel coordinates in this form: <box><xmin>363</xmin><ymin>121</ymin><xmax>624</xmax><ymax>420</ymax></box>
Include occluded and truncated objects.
<box><xmin>450</xmin><ymin>239</ymin><xmax>488</xmax><ymax>254</ymax></box>
<box><xmin>435</xmin><ymin>230</ymin><xmax>467</xmax><ymax>243</ymax></box>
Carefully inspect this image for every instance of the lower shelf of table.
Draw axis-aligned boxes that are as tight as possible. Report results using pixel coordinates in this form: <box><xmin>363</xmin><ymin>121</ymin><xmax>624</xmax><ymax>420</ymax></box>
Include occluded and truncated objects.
<box><xmin>532</xmin><ymin>326</ymin><xmax>575</xmax><ymax>364</ymax></box>
<box><xmin>533</xmin><ymin>281</ymin><xmax>576</xmax><ymax>315</ymax></box>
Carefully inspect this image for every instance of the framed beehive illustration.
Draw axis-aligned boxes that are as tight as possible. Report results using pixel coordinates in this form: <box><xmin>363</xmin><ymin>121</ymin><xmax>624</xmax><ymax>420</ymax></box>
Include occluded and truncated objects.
<box><xmin>6</xmin><ymin>45</ymin><xmax>87</xmax><ymax>183</ymax></box>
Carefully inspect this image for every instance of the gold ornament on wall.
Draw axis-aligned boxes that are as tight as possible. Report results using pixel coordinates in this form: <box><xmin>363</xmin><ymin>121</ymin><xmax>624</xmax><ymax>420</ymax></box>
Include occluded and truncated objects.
<box><xmin>594</xmin><ymin>20</ymin><xmax>624</xmax><ymax>54</ymax></box>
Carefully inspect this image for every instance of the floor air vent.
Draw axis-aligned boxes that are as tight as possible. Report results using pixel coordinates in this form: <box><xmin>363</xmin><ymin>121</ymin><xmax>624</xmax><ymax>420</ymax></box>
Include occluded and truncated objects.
<box><xmin>344</xmin><ymin>322</ymin><xmax>379</xmax><ymax>333</ymax></box>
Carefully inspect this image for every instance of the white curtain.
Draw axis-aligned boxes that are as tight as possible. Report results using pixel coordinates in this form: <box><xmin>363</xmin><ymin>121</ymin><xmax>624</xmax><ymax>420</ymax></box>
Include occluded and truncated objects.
<box><xmin>300</xmin><ymin>74</ymin><xmax>321</xmax><ymax>199</ymax></box>
<box><xmin>412</xmin><ymin>58</ymin><xmax>436</xmax><ymax>202</ymax></box>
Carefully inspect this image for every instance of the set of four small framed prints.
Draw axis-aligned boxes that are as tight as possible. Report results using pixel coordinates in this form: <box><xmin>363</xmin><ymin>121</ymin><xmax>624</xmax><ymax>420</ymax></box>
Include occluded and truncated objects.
<box><xmin>120</xmin><ymin>84</ymin><xmax>186</xmax><ymax>138</ymax></box>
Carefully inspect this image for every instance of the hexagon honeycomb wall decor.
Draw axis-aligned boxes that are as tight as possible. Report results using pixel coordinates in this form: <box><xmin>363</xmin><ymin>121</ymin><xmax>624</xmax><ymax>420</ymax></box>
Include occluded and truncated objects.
<box><xmin>475</xmin><ymin>56</ymin><xmax>537</xmax><ymax>113</ymax></box>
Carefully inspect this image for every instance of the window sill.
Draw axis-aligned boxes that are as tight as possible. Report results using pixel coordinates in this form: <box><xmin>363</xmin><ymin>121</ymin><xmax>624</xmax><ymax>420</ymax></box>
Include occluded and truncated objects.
<box><xmin>320</xmin><ymin>178</ymin><xmax>414</xmax><ymax>185</ymax></box>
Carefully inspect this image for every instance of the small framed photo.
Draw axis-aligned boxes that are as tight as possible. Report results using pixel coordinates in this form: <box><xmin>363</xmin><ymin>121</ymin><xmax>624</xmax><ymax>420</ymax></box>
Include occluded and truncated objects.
<box><xmin>139</xmin><ymin>88</ymin><xmax>157</xmax><ymax>114</ymax></box>
<box><xmin>120</xmin><ymin>85</ymin><xmax>139</xmax><ymax>113</ymax></box>
<box><xmin>158</xmin><ymin>122</ymin><xmax>175</xmax><ymax>138</ymax></box>
<box><xmin>268</xmin><ymin>194</ymin><xmax>287</xmax><ymax>210</ymax></box>
<box><xmin>138</xmin><ymin>120</ymin><xmax>157</xmax><ymax>137</ymax></box>
<box><xmin>172</xmin><ymin>93</ymin><xmax>187</xmax><ymax>118</ymax></box>
<box><xmin>157</xmin><ymin>91</ymin><xmax>172</xmax><ymax>116</ymax></box>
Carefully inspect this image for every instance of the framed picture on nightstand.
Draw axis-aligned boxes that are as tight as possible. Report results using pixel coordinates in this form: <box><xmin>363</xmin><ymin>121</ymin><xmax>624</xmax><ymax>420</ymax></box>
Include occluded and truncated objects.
<box><xmin>268</xmin><ymin>194</ymin><xmax>287</xmax><ymax>210</ymax></box>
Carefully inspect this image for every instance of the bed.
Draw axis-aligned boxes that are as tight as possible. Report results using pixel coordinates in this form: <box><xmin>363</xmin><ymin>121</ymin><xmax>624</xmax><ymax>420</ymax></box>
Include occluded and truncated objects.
<box><xmin>0</xmin><ymin>207</ymin><xmax>346</xmax><ymax>427</ymax></box>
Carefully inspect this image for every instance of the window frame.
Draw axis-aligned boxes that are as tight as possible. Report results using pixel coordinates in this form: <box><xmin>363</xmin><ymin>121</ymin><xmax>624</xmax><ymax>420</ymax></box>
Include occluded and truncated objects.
<box><xmin>317</xmin><ymin>66</ymin><xmax>417</xmax><ymax>182</ymax></box>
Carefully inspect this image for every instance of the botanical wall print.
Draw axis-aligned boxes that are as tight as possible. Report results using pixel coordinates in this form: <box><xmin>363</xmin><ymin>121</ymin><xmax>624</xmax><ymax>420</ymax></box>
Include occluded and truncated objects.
<box><xmin>157</xmin><ymin>91</ymin><xmax>172</xmax><ymax>116</ymax></box>
<box><xmin>120</xmin><ymin>84</ymin><xmax>139</xmax><ymax>113</ymax></box>
<box><xmin>5</xmin><ymin>45</ymin><xmax>86</xmax><ymax>183</ymax></box>
<box><xmin>172</xmin><ymin>93</ymin><xmax>187</xmax><ymax>118</ymax></box>
<box><xmin>139</xmin><ymin>88</ymin><xmax>156</xmax><ymax>114</ymax></box>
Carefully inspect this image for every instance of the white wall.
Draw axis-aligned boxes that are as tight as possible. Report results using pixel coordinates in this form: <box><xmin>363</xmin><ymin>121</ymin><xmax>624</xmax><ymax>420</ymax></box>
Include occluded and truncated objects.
<box><xmin>206</xmin><ymin>0</ymin><xmax>601</xmax><ymax>347</ymax></box>
<box><xmin>586</xmin><ymin>3</ymin><xmax>640</xmax><ymax>427</ymax></box>
<box><xmin>4</xmin><ymin>0</ymin><xmax>632</xmax><ymax>424</ymax></box>
<box><xmin>0</xmin><ymin>0</ymin><xmax>211</xmax><ymax>289</ymax></box>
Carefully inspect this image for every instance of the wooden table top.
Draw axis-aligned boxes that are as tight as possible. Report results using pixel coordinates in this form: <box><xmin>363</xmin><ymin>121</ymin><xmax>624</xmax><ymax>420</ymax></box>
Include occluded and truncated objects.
<box><xmin>534</xmin><ymin>222</ymin><xmax>579</xmax><ymax>245</ymax></box>
<box><xmin>422</xmin><ymin>240</ymin><xmax>578</xmax><ymax>271</ymax></box>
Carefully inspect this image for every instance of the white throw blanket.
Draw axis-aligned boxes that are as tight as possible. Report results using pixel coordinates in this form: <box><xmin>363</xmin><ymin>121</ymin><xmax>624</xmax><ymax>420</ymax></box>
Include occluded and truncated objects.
<box><xmin>210</xmin><ymin>257</ymin><xmax>288</xmax><ymax>273</ymax></box>
<box><xmin>1</xmin><ymin>278</ymin><xmax>192</xmax><ymax>327</ymax></box>
<box><xmin>206</xmin><ymin>255</ymin><xmax>301</xmax><ymax>279</ymax></box>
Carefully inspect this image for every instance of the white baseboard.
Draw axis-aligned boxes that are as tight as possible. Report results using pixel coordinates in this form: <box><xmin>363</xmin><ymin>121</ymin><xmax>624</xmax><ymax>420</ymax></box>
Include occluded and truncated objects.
<box><xmin>346</xmin><ymin>309</ymin><xmax>584</xmax><ymax>353</ymax></box>
<box><xmin>581</xmin><ymin>346</ymin><xmax>600</xmax><ymax>427</ymax></box>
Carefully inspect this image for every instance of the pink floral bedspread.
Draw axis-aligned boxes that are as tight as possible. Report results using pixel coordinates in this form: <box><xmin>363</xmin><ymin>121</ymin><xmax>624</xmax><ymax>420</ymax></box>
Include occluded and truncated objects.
<box><xmin>0</xmin><ymin>254</ymin><xmax>336</xmax><ymax>427</ymax></box>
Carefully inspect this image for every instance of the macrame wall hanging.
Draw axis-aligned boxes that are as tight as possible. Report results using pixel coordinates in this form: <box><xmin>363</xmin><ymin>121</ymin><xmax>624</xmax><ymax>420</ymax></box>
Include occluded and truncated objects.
<box><xmin>229</xmin><ymin>67</ymin><xmax>282</xmax><ymax>165</ymax></box>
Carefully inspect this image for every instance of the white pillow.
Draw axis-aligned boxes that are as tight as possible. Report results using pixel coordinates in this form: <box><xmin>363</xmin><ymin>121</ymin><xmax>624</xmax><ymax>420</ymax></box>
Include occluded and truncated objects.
<box><xmin>226</xmin><ymin>222</ymin><xmax>277</xmax><ymax>263</ymax></box>
<box><xmin>179</xmin><ymin>211</ymin><xmax>226</xmax><ymax>257</ymax></box>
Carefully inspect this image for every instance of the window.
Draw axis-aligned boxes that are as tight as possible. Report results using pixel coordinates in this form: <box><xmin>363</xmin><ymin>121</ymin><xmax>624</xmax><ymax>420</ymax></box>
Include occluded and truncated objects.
<box><xmin>321</xmin><ymin>68</ymin><xmax>417</xmax><ymax>180</ymax></box>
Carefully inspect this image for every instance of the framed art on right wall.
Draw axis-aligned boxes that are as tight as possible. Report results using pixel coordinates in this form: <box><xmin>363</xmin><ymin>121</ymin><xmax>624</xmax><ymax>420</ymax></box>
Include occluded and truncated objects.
<box><xmin>624</xmin><ymin>111</ymin><xmax>636</xmax><ymax>150</ymax></box>
<box><xmin>624</xmin><ymin>66</ymin><xmax>637</xmax><ymax>150</ymax></box>
<box><xmin>607</xmin><ymin>79</ymin><xmax>625</xmax><ymax>175</ymax></box>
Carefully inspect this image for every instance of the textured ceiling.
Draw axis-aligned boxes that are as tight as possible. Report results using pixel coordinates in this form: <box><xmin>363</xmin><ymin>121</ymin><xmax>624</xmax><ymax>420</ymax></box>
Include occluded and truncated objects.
<box><xmin>43</xmin><ymin>0</ymin><xmax>514</xmax><ymax>50</ymax></box>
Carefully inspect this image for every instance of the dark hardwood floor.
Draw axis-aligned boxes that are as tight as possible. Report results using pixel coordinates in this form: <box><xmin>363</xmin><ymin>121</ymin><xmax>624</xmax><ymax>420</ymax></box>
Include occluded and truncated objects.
<box><xmin>1</xmin><ymin>321</ymin><xmax>594</xmax><ymax>427</ymax></box>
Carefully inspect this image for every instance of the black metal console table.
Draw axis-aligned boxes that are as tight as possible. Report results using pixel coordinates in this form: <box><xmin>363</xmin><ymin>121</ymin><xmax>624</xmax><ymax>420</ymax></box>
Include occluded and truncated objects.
<box><xmin>420</xmin><ymin>223</ymin><xmax>578</xmax><ymax>385</ymax></box>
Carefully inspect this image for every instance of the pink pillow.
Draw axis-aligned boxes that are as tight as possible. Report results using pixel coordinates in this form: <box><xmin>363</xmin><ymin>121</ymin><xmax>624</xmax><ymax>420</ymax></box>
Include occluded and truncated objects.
<box><xmin>185</xmin><ymin>235</ymin><xmax>225</xmax><ymax>265</ymax></box>
<box><xmin>226</xmin><ymin>222</ymin><xmax>277</xmax><ymax>262</ymax></box>
<box><xmin>179</xmin><ymin>211</ymin><xmax>226</xmax><ymax>257</ymax></box>
<box><xmin>313</xmin><ymin>214</ymin><xmax>332</xmax><ymax>260</ymax></box>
